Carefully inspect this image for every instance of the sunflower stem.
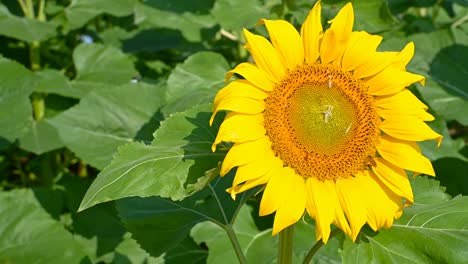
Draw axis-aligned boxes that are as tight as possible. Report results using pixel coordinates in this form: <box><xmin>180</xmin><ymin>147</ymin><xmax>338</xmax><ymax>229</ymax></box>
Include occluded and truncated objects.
<box><xmin>302</xmin><ymin>228</ymin><xmax>342</xmax><ymax>264</ymax></box>
<box><xmin>278</xmin><ymin>224</ymin><xmax>294</xmax><ymax>264</ymax></box>
<box><xmin>225</xmin><ymin>226</ymin><xmax>247</xmax><ymax>264</ymax></box>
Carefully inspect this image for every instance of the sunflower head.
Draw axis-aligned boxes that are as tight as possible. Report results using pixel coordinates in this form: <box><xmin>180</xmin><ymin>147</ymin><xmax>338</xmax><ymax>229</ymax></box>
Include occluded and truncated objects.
<box><xmin>210</xmin><ymin>1</ymin><xmax>442</xmax><ymax>242</ymax></box>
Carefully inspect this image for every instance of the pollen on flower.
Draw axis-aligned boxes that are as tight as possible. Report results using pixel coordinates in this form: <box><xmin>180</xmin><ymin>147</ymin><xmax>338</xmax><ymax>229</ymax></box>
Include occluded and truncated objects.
<box><xmin>263</xmin><ymin>64</ymin><xmax>380</xmax><ymax>181</ymax></box>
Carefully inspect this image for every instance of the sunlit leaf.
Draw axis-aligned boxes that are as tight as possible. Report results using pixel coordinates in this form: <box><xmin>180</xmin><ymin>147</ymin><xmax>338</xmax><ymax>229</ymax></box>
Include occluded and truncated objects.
<box><xmin>115</xmin><ymin>175</ymin><xmax>242</xmax><ymax>259</ymax></box>
<box><xmin>0</xmin><ymin>57</ymin><xmax>36</xmax><ymax>142</ymax></box>
<box><xmin>134</xmin><ymin>0</ymin><xmax>216</xmax><ymax>42</ymax></box>
<box><xmin>65</xmin><ymin>0</ymin><xmax>138</xmax><ymax>30</ymax></box>
<box><xmin>342</xmin><ymin>196</ymin><xmax>468</xmax><ymax>264</ymax></box>
<box><xmin>163</xmin><ymin>52</ymin><xmax>229</xmax><ymax>115</ymax></box>
<box><xmin>0</xmin><ymin>4</ymin><xmax>57</xmax><ymax>42</ymax></box>
<box><xmin>79</xmin><ymin>104</ymin><xmax>223</xmax><ymax>211</ymax></box>
<box><xmin>0</xmin><ymin>189</ymin><xmax>87</xmax><ymax>262</ymax></box>
<box><xmin>50</xmin><ymin>82</ymin><xmax>165</xmax><ymax>169</ymax></box>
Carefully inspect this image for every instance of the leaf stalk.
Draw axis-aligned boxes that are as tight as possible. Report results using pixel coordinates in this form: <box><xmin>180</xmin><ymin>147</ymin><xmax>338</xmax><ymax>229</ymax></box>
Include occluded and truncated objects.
<box><xmin>278</xmin><ymin>224</ymin><xmax>294</xmax><ymax>264</ymax></box>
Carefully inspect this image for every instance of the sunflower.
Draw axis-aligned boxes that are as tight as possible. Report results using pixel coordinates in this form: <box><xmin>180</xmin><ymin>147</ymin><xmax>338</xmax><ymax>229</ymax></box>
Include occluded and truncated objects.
<box><xmin>210</xmin><ymin>1</ymin><xmax>442</xmax><ymax>242</ymax></box>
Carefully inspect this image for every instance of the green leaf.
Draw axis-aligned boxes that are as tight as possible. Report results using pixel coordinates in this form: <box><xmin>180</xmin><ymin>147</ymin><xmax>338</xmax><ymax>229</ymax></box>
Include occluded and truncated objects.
<box><xmin>113</xmin><ymin>233</ymin><xmax>162</xmax><ymax>263</ymax></box>
<box><xmin>78</xmin><ymin>104</ymin><xmax>223</xmax><ymax>211</ymax></box>
<box><xmin>50</xmin><ymin>82</ymin><xmax>165</xmax><ymax>169</ymax></box>
<box><xmin>36</xmin><ymin>44</ymin><xmax>139</xmax><ymax>99</ymax></box>
<box><xmin>18</xmin><ymin>119</ymin><xmax>64</xmax><ymax>154</ymax></box>
<box><xmin>418</xmin><ymin>79</ymin><xmax>468</xmax><ymax>125</ymax></box>
<box><xmin>192</xmin><ymin>206</ymin><xmax>342</xmax><ymax>264</ymax></box>
<box><xmin>34</xmin><ymin>69</ymin><xmax>76</xmax><ymax>98</ymax></box>
<box><xmin>65</xmin><ymin>0</ymin><xmax>138</xmax><ymax>30</ymax></box>
<box><xmin>115</xmin><ymin>175</ymin><xmax>245</xmax><ymax>258</ymax></box>
<box><xmin>212</xmin><ymin>0</ymin><xmax>269</xmax><ymax>32</ymax></box>
<box><xmin>163</xmin><ymin>52</ymin><xmax>229</xmax><ymax>115</ymax></box>
<box><xmin>0</xmin><ymin>189</ymin><xmax>88</xmax><ymax>263</ymax></box>
<box><xmin>411</xmin><ymin>176</ymin><xmax>451</xmax><ymax>204</ymax></box>
<box><xmin>342</xmin><ymin>196</ymin><xmax>468</xmax><ymax>264</ymax></box>
<box><xmin>0</xmin><ymin>4</ymin><xmax>57</xmax><ymax>42</ymax></box>
<box><xmin>73</xmin><ymin>43</ymin><xmax>138</xmax><ymax>86</ymax></box>
<box><xmin>0</xmin><ymin>57</ymin><xmax>36</xmax><ymax>142</ymax></box>
<box><xmin>418</xmin><ymin>116</ymin><xmax>466</xmax><ymax>161</ymax></box>
<box><xmin>134</xmin><ymin>0</ymin><xmax>216</xmax><ymax>42</ymax></box>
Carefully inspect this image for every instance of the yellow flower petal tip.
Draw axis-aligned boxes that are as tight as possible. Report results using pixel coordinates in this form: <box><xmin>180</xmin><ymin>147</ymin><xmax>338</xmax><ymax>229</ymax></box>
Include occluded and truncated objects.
<box><xmin>211</xmin><ymin>2</ymin><xmax>442</xmax><ymax>243</ymax></box>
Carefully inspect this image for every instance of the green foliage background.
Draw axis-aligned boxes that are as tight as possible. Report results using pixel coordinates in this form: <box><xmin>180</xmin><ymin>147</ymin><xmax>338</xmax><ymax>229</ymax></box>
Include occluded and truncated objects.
<box><xmin>0</xmin><ymin>0</ymin><xmax>467</xmax><ymax>263</ymax></box>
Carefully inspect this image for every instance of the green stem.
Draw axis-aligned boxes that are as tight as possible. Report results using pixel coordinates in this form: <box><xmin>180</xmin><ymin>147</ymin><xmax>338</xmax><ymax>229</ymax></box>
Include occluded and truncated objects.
<box><xmin>225</xmin><ymin>226</ymin><xmax>247</xmax><ymax>264</ymax></box>
<box><xmin>37</xmin><ymin>0</ymin><xmax>46</xmax><ymax>21</ymax></box>
<box><xmin>278</xmin><ymin>225</ymin><xmax>294</xmax><ymax>264</ymax></box>
<box><xmin>25</xmin><ymin>0</ymin><xmax>35</xmax><ymax>19</ymax></box>
<box><xmin>30</xmin><ymin>41</ymin><xmax>41</xmax><ymax>71</ymax></box>
<box><xmin>31</xmin><ymin>93</ymin><xmax>44</xmax><ymax>120</ymax></box>
<box><xmin>302</xmin><ymin>229</ymin><xmax>342</xmax><ymax>264</ymax></box>
<box><xmin>16</xmin><ymin>0</ymin><xmax>28</xmax><ymax>15</ymax></box>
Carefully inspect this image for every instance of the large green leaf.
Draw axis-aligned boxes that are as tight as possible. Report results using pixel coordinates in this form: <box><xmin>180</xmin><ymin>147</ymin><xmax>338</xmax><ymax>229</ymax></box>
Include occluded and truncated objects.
<box><xmin>418</xmin><ymin>116</ymin><xmax>466</xmax><ymax>161</ymax></box>
<box><xmin>192</xmin><ymin>206</ymin><xmax>342</xmax><ymax>264</ymax></box>
<box><xmin>418</xmin><ymin>79</ymin><xmax>468</xmax><ymax>126</ymax></box>
<box><xmin>18</xmin><ymin>119</ymin><xmax>64</xmax><ymax>154</ymax></box>
<box><xmin>134</xmin><ymin>0</ymin><xmax>216</xmax><ymax>42</ymax></box>
<box><xmin>115</xmin><ymin>175</ymin><xmax>245</xmax><ymax>258</ymax></box>
<box><xmin>163</xmin><ymin>52</ymin><xmax>229</xmax><ymax>115</ymax></box>
<box><xmin>65</xmin><ymin>0</ymin><xmax>138</xmax><ymax>30</ymax></box>
<box><xmin>410</xmin><ymin>176</ymin><xmax>451</xmax><ymax>205</ymax></box>
<box><xmin>212</xmin><ymin>0</ymin><xmax>269</xmax><ymax>32</ymax></box>
<box><xmin>78</xmin><ymin>104</ymin><xmax>223</xmax><ymax>211</ymax></box>
<box><xmin>0</xmin><ymin>57</ymin><xmax>36</xmax><ymax>142</ymax></box>
<box><xmin>73</xmin><ymin>43</ymin><xmax>138</xmax><ymax>86</ymax></box>
<box><xmin>0</xmin><ymin>189</ymin><xmax>88</xmax><ymax>263</ymax></box>
<box><xmin>342</xmin><ymin>196</ymin><xmax>468</xmax><ymax>264</ymax></box>
<box><xmin>50</xmin><ymin>82</ymin><xmax>165</xmax><ymax>169</ymax></box>
<box><xmin>0</xmin><ymin>4</ymin><xmax>57</xmax><ymax>42</ymax></box>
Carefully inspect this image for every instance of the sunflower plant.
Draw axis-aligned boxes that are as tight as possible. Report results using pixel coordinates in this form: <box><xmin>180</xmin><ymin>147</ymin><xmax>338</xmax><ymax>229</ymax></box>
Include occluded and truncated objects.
<box><xmin>0</xmin><ymin>0</ymin><xmax>467</xmax><ymax>263</ymax></box>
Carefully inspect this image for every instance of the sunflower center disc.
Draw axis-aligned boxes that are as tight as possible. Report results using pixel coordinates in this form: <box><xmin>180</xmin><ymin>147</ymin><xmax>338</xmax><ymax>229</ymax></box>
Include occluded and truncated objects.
<box><xmin>289</xmin><ymin>83</ymin><xmax>356</xmax><ymax>155</ymax></box>
<box><xmin>264</xmin><ymin>64</ymin><xmax>380</xmax><ymax>181</ymax></box>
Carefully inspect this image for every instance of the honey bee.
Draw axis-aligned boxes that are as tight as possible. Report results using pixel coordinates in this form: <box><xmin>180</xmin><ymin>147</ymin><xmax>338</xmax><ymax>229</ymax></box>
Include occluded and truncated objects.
<box><xmin>366</xmin><ymin>156</ymin><xmax>377</xmax><ymax>168</ymax></box>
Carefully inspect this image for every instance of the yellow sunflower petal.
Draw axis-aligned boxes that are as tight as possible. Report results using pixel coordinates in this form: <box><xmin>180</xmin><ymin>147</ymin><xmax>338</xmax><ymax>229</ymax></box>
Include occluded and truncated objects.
<box><xmin>301</xmin><ymin>1</ymin><xmax>323</xmax><ymax>63</ymax></box>
<box><xmin>272</xmin><ymin>168</ymin><xmax>306</xmax><ymax>235</ymax></box>
<box><xmin>358</xmin><ymin>172</ymin><xmax>402</xmax><ymax>231</ymax></box>
<box><xmin>213</xmin><ymin>80</ymin><xmax>268</xmax><ymax>114</ymax></box>
<box><xmin>320</xmin><ymin>3</ymin><xmax>354</xmax><ymax>65</ymax></box>
<box><xmin>367</xmin><ymin>67</ymin><xmax>425</xmax><ymax>96</ymax></box>
<box><xmin>228</xmin><ymin>173</ymin><xmax>271</xmax><ymax>200</ymax></box>
<box><xmin>353</xmin><ymin>51</ymin><xmax>397</xmax><ymax>79</ymax></box>
<box><xmin>341</xmin><ymin>31</ymin><xmax>382</xmax><ymax>72</ymax></box>
<box><xmin>335</xmin><ymin>175</ymin><xmax>367</xmax><ymax>241</ymax></box>
<box><xmin>243</xmin><ymin>28</ymin><xmax>287</xmax><ymax>82</ymax></box>
<box><xmin>380</xmin><ymin>116</ymin><xmax>443</xmax><ymax>146</ymax></box>
<box><xmin>220</xmin><ymin>136</ymin><xmax>271</xmax><ymax>176</ymax></box>
<box><xmin>392</xmin><ymin>42</ymin><xmax>414</xmax><ymax>70</ymax></box>
<box><xmin>259</xmin><ymin>165</ymin><xmax>286</xmax><ymax>216</ymax></box>
<box><xmin>233</xmin><ymin>151</ymin><xmax>279</xmax><ymax>187</ymax></box>
<box><xmin>375</xmin><ymin>89</ymin><xmax>428</xmax><ymax>110</ymax></box>
<box><xmin>306</xmin><ymin>178</ymin><xmax>350</xmax><ymax>243</ymax></box>
<box><xmin>377</xmin><ymin>107</ymin><xmax>435</xmax><ymax>121</ymax></box>
<box><xmin>225</xmin><ymin>62</ymin><xmax>276</xmax><ymax>91</ymax></box>
<box><xmin>377</xmin><ymin>135</ymin><xmax>435</xmax><ymax>176</ymax></box>
<box><xmin>212</xmin><ymin>113</ymin><xmax>265</xmax><ymax>151</ymax></box>
<box><xmin>259</xmin><ymin>19</ymin><xmax>304</xmax><ymax>69</ymax></box>
<box><xmin>210</xmin><ymin>96</ymin><xmax>265</xmax><ymax>125</ymax></box>
<box><xmin>372</xmin><ymin>157</ymin><xmax>414</xmax><ymax>204</ymax></box>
